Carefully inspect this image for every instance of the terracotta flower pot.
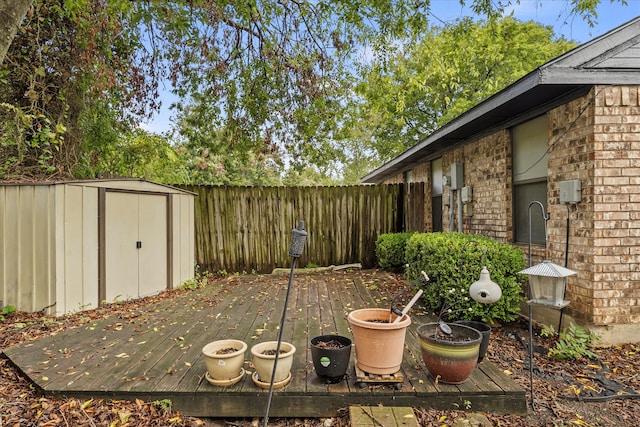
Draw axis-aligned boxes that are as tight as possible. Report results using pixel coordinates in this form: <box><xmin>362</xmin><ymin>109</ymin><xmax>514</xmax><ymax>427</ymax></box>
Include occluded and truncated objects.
<box><xmin>347</xmin><ymin>308</ymin><xmax>411</xmax><ymax>375</ymax></box>
<box><xmin>417</xmin><ymin>322</ymin><xmax>481</xmax><ymax>384</ymax></box>
<box><xmin>310</xmin><ymin>334</ymin><xmax>352</xmax><ymax>383</ymax></box>
<box><xmin>202</xmin><ymin>339</ymin><xmax>247</xmax><ymax>383</ymax></box>
<box><xmin>250</xmin><ymin>341</ymin><xmax>296</xmax><ymax>383</ymax></box>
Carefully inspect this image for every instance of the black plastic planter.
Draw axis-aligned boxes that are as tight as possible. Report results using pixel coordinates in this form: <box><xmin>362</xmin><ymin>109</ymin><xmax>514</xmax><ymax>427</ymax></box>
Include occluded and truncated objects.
<box><xmin>454</xmin><ymin>320</ymin><xmax>491</xmax><ymax>362</ymax></box>
<box><xmin>310</xmin><ymin>335</ymin><xmax>352</xmax><ymax>384</ymax></box>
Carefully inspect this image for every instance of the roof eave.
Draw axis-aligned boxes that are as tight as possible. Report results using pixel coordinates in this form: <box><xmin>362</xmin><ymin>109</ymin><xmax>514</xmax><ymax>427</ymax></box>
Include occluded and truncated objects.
<box><xmin>361</xmin><ymin>71</ymin><xmax>543</xmax><ymax>183</ymax></box>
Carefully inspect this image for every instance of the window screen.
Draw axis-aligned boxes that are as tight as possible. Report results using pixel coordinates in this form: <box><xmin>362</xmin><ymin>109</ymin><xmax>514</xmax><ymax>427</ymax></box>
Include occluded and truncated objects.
<box><xmin>512</xmin><ymin>116</ymin><xmax>548</xmax><ymax>244</ymax></box>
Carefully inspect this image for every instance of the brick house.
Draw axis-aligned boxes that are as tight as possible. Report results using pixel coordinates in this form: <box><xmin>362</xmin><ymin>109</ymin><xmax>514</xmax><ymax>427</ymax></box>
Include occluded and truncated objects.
<box><xmin>362</xmin><ymin>17</ymin><xmax>640</xmax><ymax>345</ymax></box>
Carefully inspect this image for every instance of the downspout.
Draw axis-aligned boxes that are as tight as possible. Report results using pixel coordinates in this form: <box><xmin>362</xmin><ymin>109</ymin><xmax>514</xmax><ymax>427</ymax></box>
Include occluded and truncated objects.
<box><xmin>448</xmin><ymin>190</ymin><xmax>455</xmax><ymax>231</ymax></box>
<box><xmin>559</xmin><ymin>204</ymin><xmax>571</xmax><ymax>331</ymax></box>
<box><xmin>457</xmin><ymin>190</ymin><xmax>463</xmax><ymax>233</ymax></box>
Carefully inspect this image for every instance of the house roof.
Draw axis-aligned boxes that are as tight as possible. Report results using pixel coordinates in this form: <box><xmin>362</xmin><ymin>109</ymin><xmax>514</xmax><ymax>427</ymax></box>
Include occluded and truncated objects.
<box><xmin>362</xmin><ymin>16</ymin><xmax>640</xmax><ymax>184</ymax></box>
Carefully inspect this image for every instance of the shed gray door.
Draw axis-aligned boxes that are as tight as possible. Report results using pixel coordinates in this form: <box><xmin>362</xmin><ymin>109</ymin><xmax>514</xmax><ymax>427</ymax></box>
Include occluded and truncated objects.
<box><xmin>104</xmin><ymin>192</ymin><xmax>167</xmax><ymax>302</ymax></box>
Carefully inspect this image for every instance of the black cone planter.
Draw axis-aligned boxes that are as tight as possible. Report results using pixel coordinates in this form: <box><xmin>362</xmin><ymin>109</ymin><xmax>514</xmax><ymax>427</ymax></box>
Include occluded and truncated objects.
<box><xmin>310</xmin><ymin>335</ymin><xmax>352</xmax><ymax>384</ymax></box>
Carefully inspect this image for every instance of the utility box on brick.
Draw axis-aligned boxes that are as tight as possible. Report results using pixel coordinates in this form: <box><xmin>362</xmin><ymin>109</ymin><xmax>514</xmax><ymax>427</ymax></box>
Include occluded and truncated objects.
<box><xmin>559</xmin><ymin>179</ymin><xmax>581</xmax><ymax>204</ymax></box>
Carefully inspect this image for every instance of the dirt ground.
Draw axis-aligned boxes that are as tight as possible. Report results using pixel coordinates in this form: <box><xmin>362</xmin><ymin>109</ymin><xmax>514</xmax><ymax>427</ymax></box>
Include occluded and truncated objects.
<box><xmin>1</xmin><ymin>271</ymin><xmax>639</xmax><ymax>426</ymax></box>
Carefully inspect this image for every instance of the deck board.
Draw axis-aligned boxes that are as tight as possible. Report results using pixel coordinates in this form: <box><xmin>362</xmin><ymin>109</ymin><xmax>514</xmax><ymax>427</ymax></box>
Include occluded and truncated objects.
<box><xmin>3</xmin><ymin>270</ymin><xmax>527</xmax><ymax>417</ymax></box>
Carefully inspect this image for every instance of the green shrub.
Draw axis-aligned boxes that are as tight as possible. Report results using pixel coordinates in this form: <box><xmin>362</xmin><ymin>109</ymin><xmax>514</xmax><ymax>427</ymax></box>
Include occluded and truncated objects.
<box><xmin>0</xmin><ymin>305</ymin><xmax>16</xmax><ymax>321</ymax></box>
<box><xmin>375</xmin><ymin>232</ymin><xmax>415</xmax><ymax>271</ymax></box>
<box><xmin>405</xmin><ymin>232</ymin><xmax>526</xmax><ymax>323</ymax></box>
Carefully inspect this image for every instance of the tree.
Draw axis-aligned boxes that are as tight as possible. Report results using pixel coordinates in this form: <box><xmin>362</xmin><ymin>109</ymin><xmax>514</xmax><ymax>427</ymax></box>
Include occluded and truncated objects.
<box><xmin>175</xmin><ymin>142</ymin><xmax>284</xmax><ymax>186</ymax></box>
<box><xmin>0</xmin><ymin>0</ymin><xmax>627</xmax><ymax>181</ymax></box>
<box><xmin>349</xmin><ymin>17</ymin><xmax>576</xmax><ymax>162</ymax></box>
<box><xmin>0</xmin><ymin>1</ymin><xmax>158</xmax><ymax>179</ymax></box>
<box><xmin>0</xmin><ymin>0</ymin><xmax>31</xmax><ymax>64</ymax></box>
<box><xmin>81</xmin><ymin>128</ymin><xmax>189</xmax><ymax>183</ymax></box>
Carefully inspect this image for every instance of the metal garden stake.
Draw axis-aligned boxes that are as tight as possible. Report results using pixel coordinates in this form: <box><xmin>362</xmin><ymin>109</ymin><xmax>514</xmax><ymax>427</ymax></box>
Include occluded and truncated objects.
<box><xmin>262</xmin><ymin>220</ymin><xmax>307</xmax><ymax>427</ymax></box>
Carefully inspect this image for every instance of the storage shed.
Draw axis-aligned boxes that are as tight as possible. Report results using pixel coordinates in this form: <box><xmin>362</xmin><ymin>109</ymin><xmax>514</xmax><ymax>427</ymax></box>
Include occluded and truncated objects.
<box><xmin>0</xmin><ymin>179</ymin><xmax>195</xmax><ymax>315</ymax></box>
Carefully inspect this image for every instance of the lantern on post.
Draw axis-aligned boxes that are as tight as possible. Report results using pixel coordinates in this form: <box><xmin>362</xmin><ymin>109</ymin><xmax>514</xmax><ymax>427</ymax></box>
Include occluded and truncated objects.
<box><xmin>519</xmin><ymin>260</ymin><xmax>575</xmax><ymax>308</ymax></box>
<box><xmin>519</xmin><ymin>259</ymin><xmax>576</xmax><ymax>410</ymax></box>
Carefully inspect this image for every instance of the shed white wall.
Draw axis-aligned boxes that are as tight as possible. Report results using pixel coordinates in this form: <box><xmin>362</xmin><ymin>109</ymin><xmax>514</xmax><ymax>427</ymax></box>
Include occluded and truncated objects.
<box><xmin>172</xmin><ymin>193</ymin><xmax>195</xmax><ymax>287</ymax></box>
<box><xmin>0</xmin><ymin>185</ymin><xmax>56</xmax><ymax>313</ymax></box>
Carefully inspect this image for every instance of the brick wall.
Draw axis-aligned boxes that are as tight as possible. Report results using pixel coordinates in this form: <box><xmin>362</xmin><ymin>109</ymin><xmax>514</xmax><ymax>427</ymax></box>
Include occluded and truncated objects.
<box><xmin>385</xmin><ymin>133</ymin><xmax>516</xmax><ymax>240</ymax></box>
<box><xmin>591</xmin><ymin>86</ymin><xmax>640</xmax><ymax>326</ymax></box>
<box><xmin>547</xmin><ymin>89</ymin><xmax>597</xmax><ymax>323</ymax></box>
<box><xmin>459</xmin><ymin>131</ymin><xmax>512</xmax><ymax>242</ymax></box>
<box><xmin>546</xmin><ymin>85</ymin><xmax>640</xmax><ymax>328</ymax></box>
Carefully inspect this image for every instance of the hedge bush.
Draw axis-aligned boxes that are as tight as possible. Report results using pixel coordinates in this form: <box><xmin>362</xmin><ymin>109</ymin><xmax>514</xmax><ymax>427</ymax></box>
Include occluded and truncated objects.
<box><xmin>375</xmin><ymin>232</ymin><xmax>415</xmax><ymax>272</ymax></box>
<box><xmin>405</xmin><ymin>232</ymin><xmax>526</xmax><ymax>323</ymax></box>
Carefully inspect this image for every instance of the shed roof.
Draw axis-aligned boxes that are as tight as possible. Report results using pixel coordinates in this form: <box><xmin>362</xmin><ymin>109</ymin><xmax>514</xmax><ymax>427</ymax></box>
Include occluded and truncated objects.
<box><xmin>0</xmin><ymin>178</ymin><xmax>195</xmax><ymax>195</ymax></box>
<box><xmin>362</xmin><ymin>16</ymin><xmax>640</xmax><ymax>184</ymax></box>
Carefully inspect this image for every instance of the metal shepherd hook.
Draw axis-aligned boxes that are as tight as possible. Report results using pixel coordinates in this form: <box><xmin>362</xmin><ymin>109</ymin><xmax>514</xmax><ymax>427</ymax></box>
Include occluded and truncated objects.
<box><xmin>527</xmin><ymin>201</ymin><xmax>549</xmax><ymax>410</ymax></box>
<box><xmin>262</xmin><ymin>221</ymin><xmax>307</xmax><ymax>427</ymax></box>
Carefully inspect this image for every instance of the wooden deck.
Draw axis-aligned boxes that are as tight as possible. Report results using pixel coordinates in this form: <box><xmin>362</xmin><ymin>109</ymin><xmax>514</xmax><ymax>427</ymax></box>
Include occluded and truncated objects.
<box><xmin>2</xmin><ymin>270</ymin><xmax>527</xmax><ymax>418</ymax></box>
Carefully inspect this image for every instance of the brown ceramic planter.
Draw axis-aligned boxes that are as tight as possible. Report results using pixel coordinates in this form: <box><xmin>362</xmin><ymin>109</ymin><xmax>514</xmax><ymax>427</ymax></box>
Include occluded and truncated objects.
<box><xmin>347</xmin><ymin>308</ymin><xmax>411</xmax><ymax>375</ymax></box>
<box><xmin>417</xmin><ymin>322</ymin><xmax>481</xmax><ymax>384</ymax></box>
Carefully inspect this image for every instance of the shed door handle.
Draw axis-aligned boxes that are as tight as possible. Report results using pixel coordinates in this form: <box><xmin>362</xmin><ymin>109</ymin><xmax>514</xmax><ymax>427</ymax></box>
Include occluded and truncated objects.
<box><xmin>136</xmin><ymin>241</ymin><xmax>142</xmax><ymax>249</ymax></box>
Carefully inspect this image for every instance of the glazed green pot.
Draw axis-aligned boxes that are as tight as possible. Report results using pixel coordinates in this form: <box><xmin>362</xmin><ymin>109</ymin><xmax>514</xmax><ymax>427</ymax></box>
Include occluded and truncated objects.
<box><xmin>416</xmin><ymin>322</ymin><xmax>481</xmax><ymax>384</ymax></box>
<box><xmin>454</xmin><ymin>320</ymin><xmax>491</xmax><ymax>362</ymax></box>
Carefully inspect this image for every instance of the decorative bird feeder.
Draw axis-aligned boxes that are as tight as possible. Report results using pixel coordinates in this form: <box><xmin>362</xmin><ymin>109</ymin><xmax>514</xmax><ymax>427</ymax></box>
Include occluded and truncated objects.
<box><xmin>469</xmin><ymin>266</ymin><xmax>501</xmax><ymax>304</ymax></box>
<box><xmin>519</xmin><ymin>260</ymin><xmax>576</xmax><ymax>308</ymax></box>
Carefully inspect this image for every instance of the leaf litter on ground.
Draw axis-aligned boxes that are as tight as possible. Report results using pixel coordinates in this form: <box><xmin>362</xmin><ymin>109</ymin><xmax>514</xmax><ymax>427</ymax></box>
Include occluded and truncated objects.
<box><xmin>1</xmin><ymin>270</ymin><xmax>639</xmax><ymax>426</ymax></box>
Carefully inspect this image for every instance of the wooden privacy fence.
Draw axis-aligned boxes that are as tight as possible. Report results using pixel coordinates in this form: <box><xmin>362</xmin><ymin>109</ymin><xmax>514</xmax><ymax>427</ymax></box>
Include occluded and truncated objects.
<box><xmin>179</xmin><ymin>183</ymin><xmax>425</xmax><ymax>274</ymax></box>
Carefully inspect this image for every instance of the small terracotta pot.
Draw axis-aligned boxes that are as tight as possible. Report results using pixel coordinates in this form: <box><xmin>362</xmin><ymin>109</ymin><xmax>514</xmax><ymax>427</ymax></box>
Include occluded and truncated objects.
<box><xmin>250</xmin><ymin>341</ymin><xmax>296</xmax><ymax>383</ymax></box>
<box><xmin>417</xmin><ymin>323</ymin><xmax>481</xmax><ymax>384</ymax></box>
<box><xmin>347</xmin><ymin>308</ymin><xmax>411</xmax><ymax>375</ymax></box>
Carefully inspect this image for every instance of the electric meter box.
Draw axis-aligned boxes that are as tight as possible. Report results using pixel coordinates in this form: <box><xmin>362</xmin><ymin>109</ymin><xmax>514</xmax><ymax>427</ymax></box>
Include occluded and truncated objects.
<box><xmin>450</xmin><ymin>163</ymin><xmax>464</xmax><ymax>190</ymax></box>
<box><xmin>560</xmin><ymin>179</ymin><xmax>581</xmax><ymax>204</ymax></box>
<box><xmin>461</xmin><ymin>186</ymin><xmax>473</xmax><ymax>203</ymax></box>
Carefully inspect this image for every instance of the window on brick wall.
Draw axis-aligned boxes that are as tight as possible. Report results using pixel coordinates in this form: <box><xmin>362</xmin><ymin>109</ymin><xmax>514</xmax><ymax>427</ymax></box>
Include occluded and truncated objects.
<box><xmin>431</xmin><ymin>158</ymin><xmax>443</xmax><ymax>232</ymax></box>
<box><xmin>513</xmin><ymin>115</ymin><xmax>548</xmax><ymax>244</ymax></box>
